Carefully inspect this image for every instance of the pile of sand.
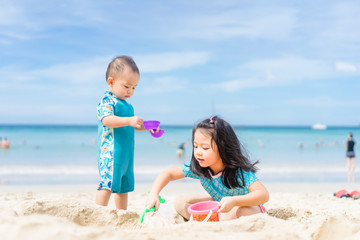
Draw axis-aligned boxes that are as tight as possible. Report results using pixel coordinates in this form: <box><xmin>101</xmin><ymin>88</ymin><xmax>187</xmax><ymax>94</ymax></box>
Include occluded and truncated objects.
<box><xmin>1</xmin><ymin>183</ymin><xmax>360</xmax><ymax>240</ymax></box>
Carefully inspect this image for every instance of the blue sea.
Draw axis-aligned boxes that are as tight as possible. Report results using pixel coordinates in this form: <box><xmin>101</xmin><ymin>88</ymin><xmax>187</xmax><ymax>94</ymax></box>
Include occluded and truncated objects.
<box><xmin>0</xmin><ymin>125</ymin><xmax>359</xmax><ymax>185</ymax></box>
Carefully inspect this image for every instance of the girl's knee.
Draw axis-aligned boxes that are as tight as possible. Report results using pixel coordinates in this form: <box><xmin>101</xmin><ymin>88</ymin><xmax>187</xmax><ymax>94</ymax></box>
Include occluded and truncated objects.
<box><xmin>175</xmin><ymin>194</ymin><xmax>192</xmax><ymax>205</ymax></box>
<box><xmin>174</xmin><ymin>195</ymin><xmax>192</xmax><ymax>220</ymax></box>
<box><xmin>220</xmin><ymin>206</ymin><xmax>262</xmax><ymax>220</ymax></box>
<box><xmin>236</xmin><ymin>206</ymin><xmax>262</xmax><ymax>217</ymax></box>
<box><xmin>174</xmin><ymin>194</ymin><xmax>211</xmax><ymax>220</ymax></box>
<box><xmin>174</xmin><ymin>195</ymin><xmax>193</xmax><ymax>212</ymax></box>
<box><xmin>174</xmin><ymin>194</ymin><xmax>213</xmax><ymax>209</ymax></box>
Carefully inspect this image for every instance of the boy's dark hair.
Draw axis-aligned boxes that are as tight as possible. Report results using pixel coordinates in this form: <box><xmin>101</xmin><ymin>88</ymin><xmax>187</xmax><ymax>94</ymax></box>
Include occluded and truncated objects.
<box><xmin>189</xmin><ymin>116</ymin><xmax>258</xmax><ymax>189</ymax></box>
<box><xmin>106</xmin><ymin>56</ymin><xmax>139</xmax><ymax>81</ymax></box>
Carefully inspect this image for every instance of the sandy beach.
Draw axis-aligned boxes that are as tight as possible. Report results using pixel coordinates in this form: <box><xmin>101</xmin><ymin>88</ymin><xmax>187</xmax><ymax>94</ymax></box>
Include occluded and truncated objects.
<box><xmin>1</xmin><ymin>181</ymin><xmax>360</xmax><ymax>240</ymax></box>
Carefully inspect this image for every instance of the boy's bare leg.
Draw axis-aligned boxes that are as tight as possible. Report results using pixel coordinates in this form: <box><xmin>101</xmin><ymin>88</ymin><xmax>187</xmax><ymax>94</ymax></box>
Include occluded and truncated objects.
<box><xmin>114</xmin><ymin>192</ymin><xmax>128</xmax><ymax>210</ymax></box>
<box><xmin>96</xmin><ymin>189</ymin><xmax>112</xmax><ymax>206</ymax></box>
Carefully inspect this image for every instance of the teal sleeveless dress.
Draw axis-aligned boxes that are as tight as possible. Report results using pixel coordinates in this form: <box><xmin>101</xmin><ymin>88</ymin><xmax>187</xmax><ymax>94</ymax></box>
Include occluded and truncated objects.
<box><xmin>97</xmin><ymin>91</ymin><xmax>135</xmax><ymax>193</ymax></box>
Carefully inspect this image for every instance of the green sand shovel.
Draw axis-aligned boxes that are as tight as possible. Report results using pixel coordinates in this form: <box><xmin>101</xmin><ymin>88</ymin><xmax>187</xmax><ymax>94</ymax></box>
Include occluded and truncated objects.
<box><xmin>140</xmin><ymin>195</ymin><xmax>165</xmax><ymax>224</ymax></box>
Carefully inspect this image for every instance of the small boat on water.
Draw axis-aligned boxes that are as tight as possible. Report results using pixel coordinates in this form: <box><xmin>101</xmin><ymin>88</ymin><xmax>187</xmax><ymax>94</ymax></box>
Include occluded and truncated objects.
<box><xmin>312</xmin><ymin>123</ymin><xmax>327</xmax><ymax>130</ymax></box>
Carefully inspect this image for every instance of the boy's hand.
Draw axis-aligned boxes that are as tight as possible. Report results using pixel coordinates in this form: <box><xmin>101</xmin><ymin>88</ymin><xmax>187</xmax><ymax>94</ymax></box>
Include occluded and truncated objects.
<box><xmin>217</xmin><ymin>196</ymin><xmax>237</xmax><ymax>213</ymax></box>
<box><xmin>129</xmin><ymin>116</ymin><xmax>143</xmax><ymax>128</ymax></box>
<box><xmin>146</xmin><ymin>194</ymin><xmax>160</xmax><ymax>211</ymax></box>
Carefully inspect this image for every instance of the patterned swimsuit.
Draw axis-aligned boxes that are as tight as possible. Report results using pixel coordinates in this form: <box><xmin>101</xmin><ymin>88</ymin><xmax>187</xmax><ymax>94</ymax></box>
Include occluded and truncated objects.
<box><xmin>97</xmin><ymin>90</ymin><xmax>135</xmax><ymax>193</ymax></box>
<box><xmin>182</xmin><ymin>163</ymin><xmax>258</xmax><ymax>201</ymax></box>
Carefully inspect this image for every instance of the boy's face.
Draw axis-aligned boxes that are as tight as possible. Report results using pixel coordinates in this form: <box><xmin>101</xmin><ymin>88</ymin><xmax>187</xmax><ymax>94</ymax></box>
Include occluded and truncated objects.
<box><xmin>108</xmin><ymin>69</ymin><xmax>139</xmax><ymax>100</ymax></box>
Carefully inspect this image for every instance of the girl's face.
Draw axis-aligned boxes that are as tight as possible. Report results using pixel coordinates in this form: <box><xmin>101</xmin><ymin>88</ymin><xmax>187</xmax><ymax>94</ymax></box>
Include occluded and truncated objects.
<box><xmin>193</xmin><ymin>129</ymin><xmax>224</xmax><ymax>174</ymax></box>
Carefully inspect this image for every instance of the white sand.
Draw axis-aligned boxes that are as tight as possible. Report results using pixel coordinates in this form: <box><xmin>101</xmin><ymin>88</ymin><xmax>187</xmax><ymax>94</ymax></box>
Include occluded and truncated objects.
<box><xmin>1</xmin><ymin>181</ymin><xmax>360</xmax><ymax>240</ymax></box>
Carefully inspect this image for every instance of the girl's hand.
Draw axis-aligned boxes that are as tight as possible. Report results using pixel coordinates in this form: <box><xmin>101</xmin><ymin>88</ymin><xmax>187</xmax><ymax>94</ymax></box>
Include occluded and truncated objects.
<box><xmin>129</xmin><ymin>116</ymin><xmax>143</xmax><ymax>128</ymax></box>
<box><xmin>145</xmin><ymin>194</ymin><xmax>160</xmax><ymax>211</ymax></box>
<box><xmin>218</xmin><ymin>196</ymin><xmax>237</xmax><ymax>213</ymax></box>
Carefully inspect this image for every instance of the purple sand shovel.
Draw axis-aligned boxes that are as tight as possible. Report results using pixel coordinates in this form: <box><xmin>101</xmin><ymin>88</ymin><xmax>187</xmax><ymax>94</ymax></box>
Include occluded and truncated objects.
<box><xmin>143</xmin><ymin>120</ymin><xmax>165</xmax><ymax>138</ymax></box>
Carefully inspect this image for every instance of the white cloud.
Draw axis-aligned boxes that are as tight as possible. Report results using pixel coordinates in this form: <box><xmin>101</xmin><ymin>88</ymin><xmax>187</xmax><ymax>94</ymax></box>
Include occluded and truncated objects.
<box><xmin>0</xmin><ymin>3</ymin><xmax>25</xmax><ymax>27</ymax></box>
<box><xmin>215</xmin><ymin>78</ymin><xmax>266</xmax><ymax>92</ymax></box>
<box><xmin>0</xmin><ymin>102</ymin><xmax>96</xmax><ymax>124</ymax></box>
<box><xmin>213</xmin><ymin>56</ymin><xmax>326</xmax><ymax>92</ymax></box>
<box><xmin>266</xmin><ymin>72</ymin><xmax>277</xmax><ymax>81</ymax></box>
<box><xmin>335</xmin><ymin>61</ymin><xmax>357</xmax><ymax>72</ymax></box>
<box><xmin>238</xmin><ymin>56</ymin><xmax>330</xmax><ymax>82</ymax></box>
<box><xmin>137</xmin><ymin>104</ymin><xmax>180</xmax><ymax>115</ymax></box>
<box><xmin>0</xmin><ymin>0</ymin><xmax>108</xmax><ymax>42</ymax></box>
<box><xmin>215</xmin><ymin>56</ymin><xmax>360</xmax><ymax>92</ymax></box>
<box><xmin>135</xmin><ymin>51</ymin><xmax>211</xmax><ymax>73</ymax></box>
<box><xmin>215</xmin><ymin>103</ymin><xmax>256</xmax><ymax>112</ymax></box>
<box><xmin>324</xmin><ymin>2</ymin><xmax>360</xmax><ymax>41</ymax></box>
<box><xmin>0</xmin><ymin>51</ymin><xmax>210</xmax><ymax>86</ymax></box>
<box><xmin>285</xmin><ymin>96</ymin><xmax>360</xmax><ymax>108</ymax></box>
<box><xmin>175</xmin><ymin>7</ymin><xmax>297</xmax><ymax>40</ymax></box>
<box><xmin>0</xmin><ymin>57</ymin><xmax>109</xmax><ymax>83</ymax></box>
<box><xmin>308</xmin><ymin>2</ymin><xmax>360</xmax><ymax>55</ymax></box>
<box><xmin>32</xmin><ymin>58</ymin><xmax>108</xmax><ymax>83</ymax></box>
<box><xmin>137</xmin><ymin>77</ymin><xmax>186</xmax><ymax>95</ymax></box>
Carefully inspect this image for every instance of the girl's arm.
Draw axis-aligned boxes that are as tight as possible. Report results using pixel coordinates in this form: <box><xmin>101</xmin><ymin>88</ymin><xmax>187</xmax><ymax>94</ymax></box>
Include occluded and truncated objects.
<box><xmin>146</xmin><ymin>166</ymin><xmax>185</xmax><ymax>210</ymax></box>
<box><xmin>102</xmin><ymin>115</ymin><xmax>143</xmax><ymax>128</ymax></box>
<box><xmin>218</xmin><ymin>180</ymin><xmax>269</xmax><ymax>213</ymax></box>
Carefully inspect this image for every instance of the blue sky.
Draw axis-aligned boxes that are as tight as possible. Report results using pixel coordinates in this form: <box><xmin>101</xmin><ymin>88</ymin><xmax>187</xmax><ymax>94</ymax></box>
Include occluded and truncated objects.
<box><xmin>0</xmin><ymin>0</ymin><xmax>359</xmax><ymax>126</ymax></box>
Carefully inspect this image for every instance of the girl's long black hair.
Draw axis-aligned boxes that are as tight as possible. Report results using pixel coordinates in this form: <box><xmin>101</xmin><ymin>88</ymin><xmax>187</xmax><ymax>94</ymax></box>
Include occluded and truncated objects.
<box><xmin>189</xmin><ymin>116</ymin><xmax>258</xmax><ymax>189</ymax></box>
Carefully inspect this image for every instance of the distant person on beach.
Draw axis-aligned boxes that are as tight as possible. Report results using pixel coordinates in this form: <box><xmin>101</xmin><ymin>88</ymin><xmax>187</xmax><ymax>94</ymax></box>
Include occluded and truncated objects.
<box><xmin>176</xmin><ymin>142</ymin><xmax>190</xmax><ymax>162</ymax></box>
<box><xmin>95</xmin><ymin>56</ymin><xmax>151</xmax><ymax>210</ymax></box>
<box><xmin>346</xmin><ymin>133</ymin><xmax>356</xmax><ymax>183</ymax></box>
<box><xmin>1</xmin><ymin>138</ymin><xmax>10</xmax><ymax>149</ymax></box>
<box><xmin>146</xmin><ymin>116</ymin><xmax>269</xmax><ymax>221</ymax></box>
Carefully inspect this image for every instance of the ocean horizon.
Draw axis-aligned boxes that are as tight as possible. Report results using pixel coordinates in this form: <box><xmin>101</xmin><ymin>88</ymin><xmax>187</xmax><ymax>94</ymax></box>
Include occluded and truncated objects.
<box><xmin>1</xmin><ymin>124</ymin><xmax>359</xmax><ymax>185</ymax></box>
<box><xmin>1</xmin><ymin>124</ymin><xmax>359</xmax><ymax>128</ymax></box>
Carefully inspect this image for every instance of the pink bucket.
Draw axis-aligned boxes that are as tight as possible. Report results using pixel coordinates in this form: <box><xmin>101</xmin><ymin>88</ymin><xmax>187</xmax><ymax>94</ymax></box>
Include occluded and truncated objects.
<box><xmin>187</xmin><ymin>201</ymin><xmax>220</xmax><ymax>222</ymax></box>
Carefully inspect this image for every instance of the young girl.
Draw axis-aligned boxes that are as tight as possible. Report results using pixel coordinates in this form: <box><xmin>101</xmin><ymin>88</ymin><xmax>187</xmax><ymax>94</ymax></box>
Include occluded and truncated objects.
<box><xmin>146</xmin><ymin>116</ymin><xmax>269</xmax><ymax>221</ymax></box>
